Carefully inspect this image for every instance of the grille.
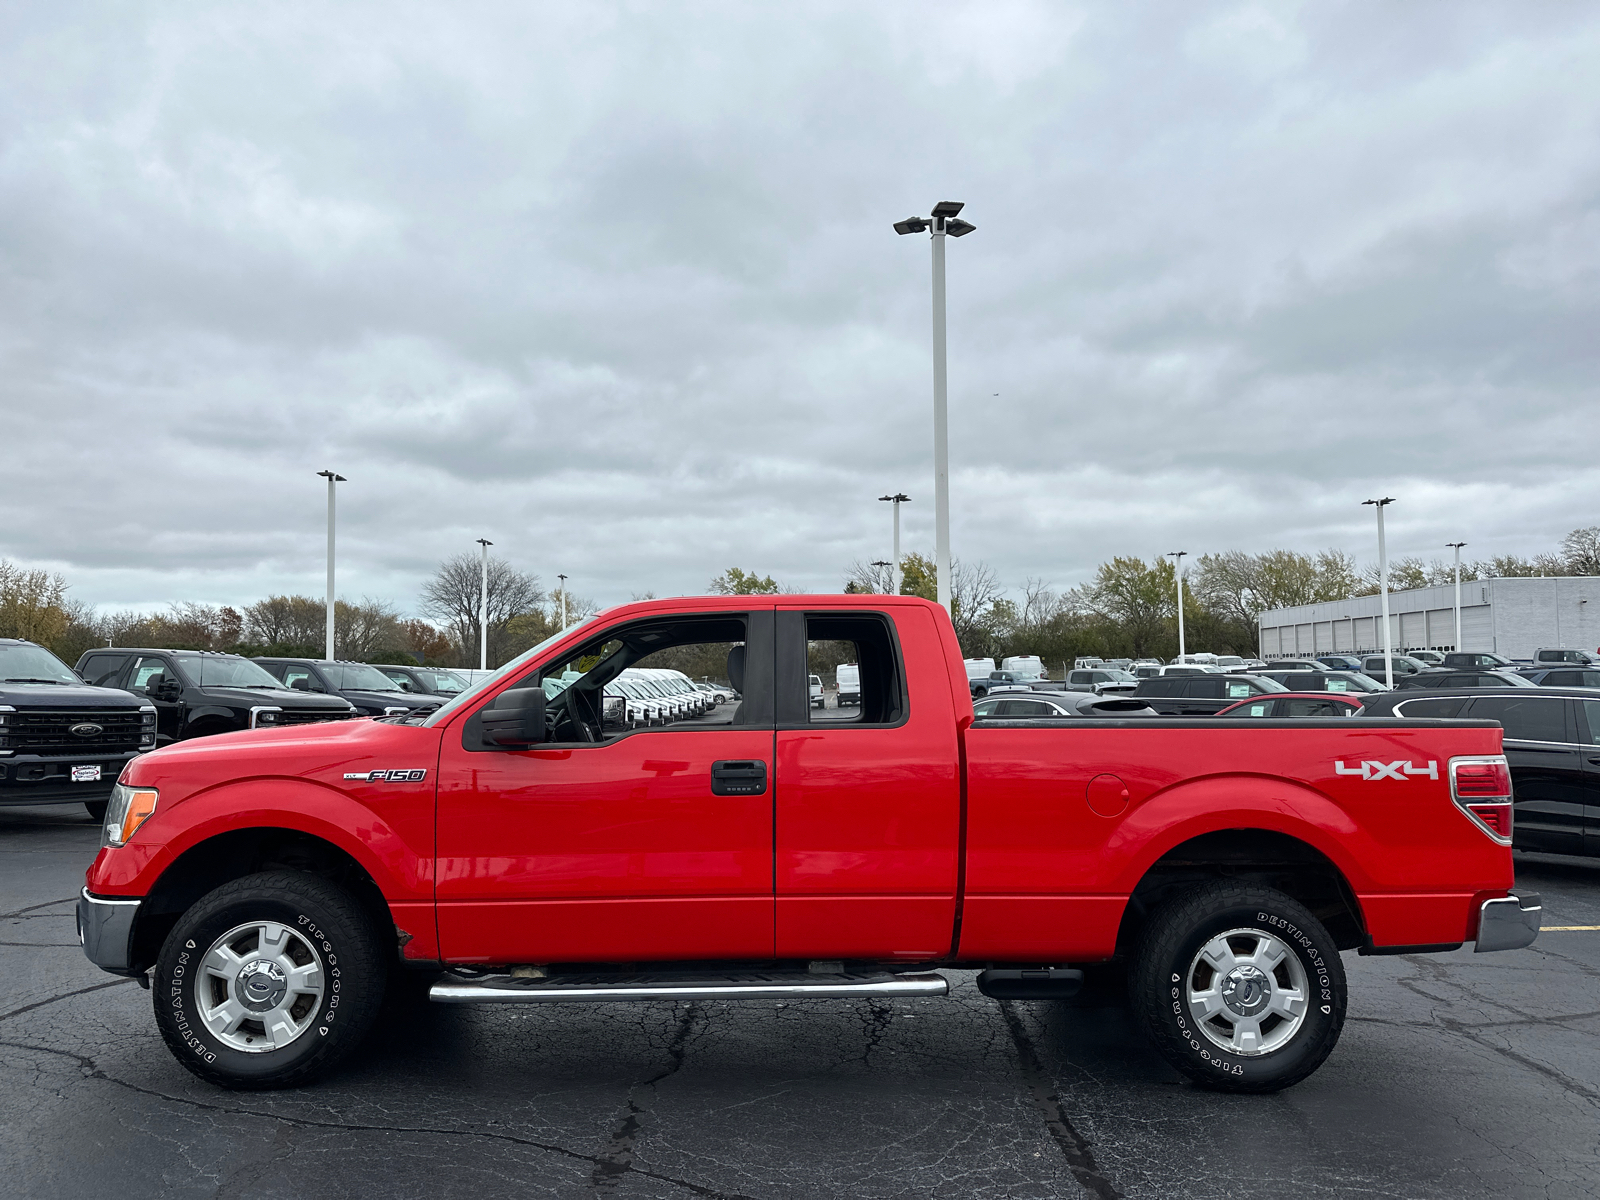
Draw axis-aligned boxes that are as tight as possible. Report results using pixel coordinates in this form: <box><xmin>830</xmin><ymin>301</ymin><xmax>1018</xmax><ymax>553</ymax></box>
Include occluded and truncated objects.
<box><xmin>275</xmin><ymin>709</ymin><xmax>357</xmax><ymax>726</ymax></box>
<box><xmin>3</xmin><ymin>709</ymin><xmax>149</xmax><ymax>755</ymax></box>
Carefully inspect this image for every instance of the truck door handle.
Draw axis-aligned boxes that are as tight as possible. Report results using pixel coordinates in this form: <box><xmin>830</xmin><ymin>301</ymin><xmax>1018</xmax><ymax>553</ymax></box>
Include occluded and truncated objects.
<box><xmin>711</xmin><ymin>760</ymin><xmax>768</xmax><ymax>796</ymax></box>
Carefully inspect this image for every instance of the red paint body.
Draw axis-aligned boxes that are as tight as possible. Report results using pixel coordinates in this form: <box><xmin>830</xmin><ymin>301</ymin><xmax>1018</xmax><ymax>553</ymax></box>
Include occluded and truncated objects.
<box><xmin>87</xmin><ymin>596</ymin><xmax>1514</xmax><ymax>966</ymax></box>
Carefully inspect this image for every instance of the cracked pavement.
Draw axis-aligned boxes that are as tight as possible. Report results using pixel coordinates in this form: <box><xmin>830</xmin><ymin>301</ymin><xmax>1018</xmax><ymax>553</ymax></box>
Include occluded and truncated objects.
<box><xmin>4</xmin><ymin>805</ymin><xmax>1599</xmax><ymax>1199</ymax></box>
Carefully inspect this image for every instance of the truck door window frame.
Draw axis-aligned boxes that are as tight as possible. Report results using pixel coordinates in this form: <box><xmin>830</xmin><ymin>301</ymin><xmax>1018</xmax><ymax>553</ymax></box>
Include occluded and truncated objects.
<box><xmin>462</xmin><ymin>610</ymin><xmax>775</xmax><ymax>751</ymax></box>
<box><xmin>775</xmin><ymin>610</ymin><xmax>908</xmax><ymax>729</ymax></box>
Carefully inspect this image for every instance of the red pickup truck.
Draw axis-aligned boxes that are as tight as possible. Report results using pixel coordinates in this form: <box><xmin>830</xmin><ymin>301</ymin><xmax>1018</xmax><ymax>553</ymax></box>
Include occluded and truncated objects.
<box><xmin>77</xmin><ymin>596</ymin><xmax>1540</xmax><ymax>1093</ymax></box>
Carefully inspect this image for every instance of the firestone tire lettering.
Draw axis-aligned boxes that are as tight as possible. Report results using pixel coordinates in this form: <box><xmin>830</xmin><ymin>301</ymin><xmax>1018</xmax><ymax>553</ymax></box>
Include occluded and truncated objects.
<box><xmin>151</xmin><ymin>870</ymin><xmax>385</xmax><ymax>1090</ymax></box>
<box><xmin>1132</xmin><ymin>881</ymin><xmax>1348</xmax><ymax>1095</ymax></box>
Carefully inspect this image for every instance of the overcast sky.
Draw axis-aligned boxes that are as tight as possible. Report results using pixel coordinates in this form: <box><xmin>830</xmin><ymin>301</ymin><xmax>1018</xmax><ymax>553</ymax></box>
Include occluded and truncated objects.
<box><xmin>4</xmin><ymin>2</ymin><xmax>1599</xmax><ymax>616</ymax></box>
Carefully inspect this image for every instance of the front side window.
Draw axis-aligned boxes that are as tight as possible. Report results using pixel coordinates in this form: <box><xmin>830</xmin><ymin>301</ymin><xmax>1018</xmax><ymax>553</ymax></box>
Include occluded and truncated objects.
<box><xmin>972</xmin><ymin>698</ymin><xmax>1002</xmax><ymax>718</ymax></box>
<box><xmin>1284</xmin><ymin>698</ymin><xmax>1344</xmax><ymax>717</ymax></box>
<box><xmin>523</xmin><ymin>613</ymin><xmax>755</xmax><ymax>741</ymax></box>
<box><xmin>130</xmin><ymin>656</ymin><xmax>176</xmax><ymax>690</ymax></box>
<box><xmin>1396</xmin><ymin>697</ymin><xmax>1465</xmax><ymax>718</ymax></box>
<box><xmin>278</xmin><ymin>664</ymin><xmax>324</xmax><ymax>691</ymax></box>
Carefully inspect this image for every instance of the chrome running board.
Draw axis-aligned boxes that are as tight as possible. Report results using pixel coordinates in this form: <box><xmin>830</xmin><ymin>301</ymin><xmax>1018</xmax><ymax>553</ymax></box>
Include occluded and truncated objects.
<box><xmin>430</xmin><ymin>969</ymin><xmax>949</xmax><ymax>1004</ymax></box>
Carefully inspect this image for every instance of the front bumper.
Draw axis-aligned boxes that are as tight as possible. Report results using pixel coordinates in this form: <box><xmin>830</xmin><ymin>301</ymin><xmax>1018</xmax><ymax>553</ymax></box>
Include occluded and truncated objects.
<box><xmin>76</xmin><ymin>887</ymin><xmax>142</xmax><ymax>975</ymax></box>
<box><xmin>1476</xmin><ymin>891</ymin><xmax>1541</xmax><ymax>952</ymax></box>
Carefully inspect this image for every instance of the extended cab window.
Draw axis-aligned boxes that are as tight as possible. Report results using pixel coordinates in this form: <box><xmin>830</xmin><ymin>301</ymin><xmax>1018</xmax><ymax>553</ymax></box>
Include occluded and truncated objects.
<box><xmin>799</xmin><ymin>613</ymin><xmax>905</xmax><ymax>726</ymax></box>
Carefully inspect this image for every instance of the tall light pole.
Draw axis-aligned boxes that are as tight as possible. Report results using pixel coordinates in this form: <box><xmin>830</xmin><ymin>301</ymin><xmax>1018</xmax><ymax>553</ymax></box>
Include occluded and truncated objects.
<box><xmin>895</xmin><ymin>202</ymin><xmax>976</xmax><ymax>612</ymax></box>
<box><xmin>557</xmin><ymin>573</ymin><xmax>568</xmax><ymax>628</ymax></box>
<box><xmin>1364</xmin><ymin>498</ymin><xmax>1396</xmax><ymax>687</ymax></box>
<box><xmin>878</xmin><ymin>493</ymin><xmax>910</xmax><ymax>595</ymax></box>
<box><xmin>316</xmin><ymin>470</ymin><xmax>345</xmax><ymax>660</ymax></box>
<box><xmin>1447</xmin><ymin>541</ymin><xmax>1467</xmax><ymax>651</ymax></box>
<box><xmin>475</xmin><ymin>538</ymin><xmax>493</xmax><ymax>671</ymax></box>
<box><xmin>870</xmin><ymin>560</ymin><xmax>893</xmax><ymax>594</ymax></box>
<box><xmin>1166</xmin><ymin>551</ymin><xmax>1188</xmax><ymax>662</ymax></box>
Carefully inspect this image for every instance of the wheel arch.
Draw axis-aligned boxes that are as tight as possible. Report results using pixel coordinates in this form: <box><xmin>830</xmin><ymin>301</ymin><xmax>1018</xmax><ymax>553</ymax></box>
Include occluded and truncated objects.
<box><xmin>1116</xmin><ymin>828</ymin><xmax>1369</xmax><ymax>955</ymax></box>
<box><xmin>128</xmin><ymin>827</ymin><xmax>394</xmax><ymax>974</ymax></box>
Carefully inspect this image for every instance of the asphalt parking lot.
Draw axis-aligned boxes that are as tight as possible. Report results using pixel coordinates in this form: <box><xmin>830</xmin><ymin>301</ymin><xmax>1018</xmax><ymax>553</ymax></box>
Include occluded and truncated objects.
<box><xmin>3</xmin><ymin>805</ymin><xmax>1598</xmax><ymax>1200</ymax></box>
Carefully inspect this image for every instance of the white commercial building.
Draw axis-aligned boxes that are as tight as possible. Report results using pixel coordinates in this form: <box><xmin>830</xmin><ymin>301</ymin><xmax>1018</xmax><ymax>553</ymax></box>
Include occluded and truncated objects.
<box><xmin>1257</xmin><ymin>576</ymin><xmax>1600</xmax><ymax>660</ymax></box>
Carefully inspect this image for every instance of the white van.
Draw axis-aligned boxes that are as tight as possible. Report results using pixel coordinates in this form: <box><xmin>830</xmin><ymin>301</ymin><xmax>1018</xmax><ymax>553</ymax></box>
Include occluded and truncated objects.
<box><xmin>836</xmin><ymin>664</ymin><xmax>861</xmax><ymax>706</ymax></box>
<box><xmin>810</xmin><ymin>674</ymin><xmax>824</xmax><ymax>708</ymax></box>
<box><xmin>1001</xmin><ymin>656</ymin><xmax>1045</xmax><ymax>681</ymax></box>
<box><xmin>964</xmin><ymin>658</ymin><xmax>997</xmax><ymax>681</ymax></box>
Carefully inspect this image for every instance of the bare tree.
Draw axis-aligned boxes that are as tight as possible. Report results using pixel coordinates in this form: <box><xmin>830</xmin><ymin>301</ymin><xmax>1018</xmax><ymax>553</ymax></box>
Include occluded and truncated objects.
<box><xmin>1562</xmin><ymin>527</ymin><xmax>1600</xmax><ymax>576</ymax></box>
<box><xmin>844</xmin><ymin>560</ymin><xmax>895</xmax><ymax>594</ymax></box>
<box><xmin>421</xmin><ymin>553</ymin><xmax>543</xmax><ymax>668</ymax></box>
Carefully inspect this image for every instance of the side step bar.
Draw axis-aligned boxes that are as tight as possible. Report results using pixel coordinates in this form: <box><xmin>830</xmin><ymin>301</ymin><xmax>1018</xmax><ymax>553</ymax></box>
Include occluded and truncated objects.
<box><xmin>430</xmin><ymin>970</ymin><xmax>949</xmax><ymax>1004</ymax></box>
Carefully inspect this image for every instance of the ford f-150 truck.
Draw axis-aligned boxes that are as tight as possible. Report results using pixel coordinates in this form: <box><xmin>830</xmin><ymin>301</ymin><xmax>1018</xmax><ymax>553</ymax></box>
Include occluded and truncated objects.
<box><xmin>77</xmin><ymin>596</ymin><xmax>1540</xmax><ymax>1093</ymax></box>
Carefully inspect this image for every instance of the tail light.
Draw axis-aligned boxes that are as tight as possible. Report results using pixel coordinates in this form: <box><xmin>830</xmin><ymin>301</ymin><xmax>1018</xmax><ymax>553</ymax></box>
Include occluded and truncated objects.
<box><xmin>1450</xmin><ymin>756</ymin><xmax>1513</xmax><ymax>845</ymax></box>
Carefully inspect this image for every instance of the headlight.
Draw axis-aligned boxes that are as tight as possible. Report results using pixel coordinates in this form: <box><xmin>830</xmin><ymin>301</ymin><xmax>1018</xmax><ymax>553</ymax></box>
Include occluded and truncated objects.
<box><xmin>103</xmin><ymin>784</ymin><xmax>159</xmax><ymax>847</ymax></box>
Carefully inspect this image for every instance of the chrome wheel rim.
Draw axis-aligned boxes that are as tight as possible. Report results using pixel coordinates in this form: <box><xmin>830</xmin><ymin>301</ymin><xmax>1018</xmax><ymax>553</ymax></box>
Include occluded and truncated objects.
<box><xmin>197</xmin><ymin>920</ymin><xmax>326</xmax><ymax>1053</ymax></box>
<box><xmin>1185</xmin><ymin>927</ymin><xmax>1308</xmax><ymax>1057</ymax></box>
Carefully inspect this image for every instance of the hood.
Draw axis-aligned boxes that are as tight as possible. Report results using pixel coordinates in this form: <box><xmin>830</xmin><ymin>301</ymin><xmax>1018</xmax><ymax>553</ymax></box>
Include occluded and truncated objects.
<box><xmin>196</xmin><ymin>685</ymin><xmax>353</xmax><ymax>710</ymax></box>
<box><xmin>0</xmin><ymin>681</ymin><xmax>147</xmax><ymax>709</ymax></box>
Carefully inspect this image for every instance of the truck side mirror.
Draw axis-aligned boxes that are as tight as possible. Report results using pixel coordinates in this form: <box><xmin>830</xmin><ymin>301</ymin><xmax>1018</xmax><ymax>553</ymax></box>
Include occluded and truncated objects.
<box><xmin>147</xmin><ymin>675</ymin><xmax>181</xmax><ymax>702</ymax></box>
<box><xmin>480</xmin><ymin>688</ymin><xmax>547</xmax><ymax>748</ymax></box>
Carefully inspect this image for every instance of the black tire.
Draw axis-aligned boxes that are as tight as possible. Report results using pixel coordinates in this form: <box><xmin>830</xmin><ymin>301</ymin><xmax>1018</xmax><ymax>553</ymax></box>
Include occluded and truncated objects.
<box><xmin>153</xmin><ymin>870</ymin><xmax>386</xmax><ymax>1089</ymax></box>
<box><xmin>1131</xmin><ymin>882</ymin><xmax>1346</xmax><ymax>1093</ymax></box>
<box><xmin>84</xmin><ymin>800</ymin><xmax>108</xmax><ymax>822</ymax></box>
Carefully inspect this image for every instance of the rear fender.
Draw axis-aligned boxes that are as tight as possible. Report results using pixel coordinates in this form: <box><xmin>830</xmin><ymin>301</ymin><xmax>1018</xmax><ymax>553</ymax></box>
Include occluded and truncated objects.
<box><xmin>1109</xmin><ymin>773</ymin><xmax>1374</xmax><ymax>895</ymax></box>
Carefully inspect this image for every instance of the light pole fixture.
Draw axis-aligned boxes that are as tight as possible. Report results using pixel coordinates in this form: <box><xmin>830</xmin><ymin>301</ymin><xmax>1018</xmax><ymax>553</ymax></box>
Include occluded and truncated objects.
<box><xmin>316</xmin><ymin>470</ymin><xmax>346</xmax><ymax>660</ymax></box>
<box><xmin>557</xmin><ymin>573</ymin><xmax>568</xmax><ymax>629</ymax></box>
<box><xmin>878</xmin><ymin>493</ymin><xmax>910</xmax><ymax>595</ymax></box>
<box><xmin>475</xmin><ymin>538</ymin><xmax>493</xmax><ymax>671</ymax></box>
<box><xmin>1447</xmin><ymin>542</ymin><xmax>1467</xmax><ymax>651</ymax></box>
<box><xmin>1166</xmin><ymin>551</ymin><xmax>1188</xmax><ymax>662</ymax></box>
<box><xmin>894</xmin><ymin>201</ymin><xmax>975</xmax><ymax>612</ymax></box>
<box><xmin>1364</xmin><ymin>498</ymin><xmax>1396</xmax><ymax>687</ymax></box>
<box><xmin>870</xmin><ymin>560</ymin><xmax>893</xmax><ymax>595</ymax></box>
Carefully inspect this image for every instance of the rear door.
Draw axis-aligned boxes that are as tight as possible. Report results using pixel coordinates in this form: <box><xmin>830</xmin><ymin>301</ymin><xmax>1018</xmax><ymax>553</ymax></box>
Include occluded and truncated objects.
<box><xmin>773</xmin><ymin>606</ymin><xmax>961</xmax><ymax>961</ymax></box>
<box><xmin>1463</xmin><ymin>694</ymin><xmax>1584</xmax><ymax>855</ymax></box>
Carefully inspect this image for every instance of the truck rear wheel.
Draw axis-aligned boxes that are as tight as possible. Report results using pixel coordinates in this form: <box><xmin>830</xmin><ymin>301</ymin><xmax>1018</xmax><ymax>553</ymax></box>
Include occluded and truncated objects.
<box><xmin>152</xmin><ymin>871</ymin><xmax>386</xmax><ymax>1090</ymax></box>
<box><xmin>1132</xmin><ymin>882</ymin><xmax>1346</xmax><ymax>1093</ymax></box>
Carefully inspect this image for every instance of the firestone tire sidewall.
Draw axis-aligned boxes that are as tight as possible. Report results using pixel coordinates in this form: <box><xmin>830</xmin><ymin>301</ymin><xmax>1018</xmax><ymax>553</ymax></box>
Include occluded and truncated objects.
<box><xmin>154</xmin><ymin>881</ymin><xmax>376</xmax><ymax>1089</ymax></box>
<box><xmin>1137</xmin><ymin>892</ymin><xmax>1347</xmax><ymax>1093</ymax></box>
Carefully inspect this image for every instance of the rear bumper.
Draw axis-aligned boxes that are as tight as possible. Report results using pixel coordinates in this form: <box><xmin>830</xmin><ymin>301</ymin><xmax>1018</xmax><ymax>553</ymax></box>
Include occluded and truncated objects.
<box><xmin>1476</xmin><ymin>891</ymin><xmax>1541</xmax><ymax>953</ymax></box>
<box><xmin>76</xmin><ymin>887</ymin><xmax>143</xmax><ymax>975</ymax></box>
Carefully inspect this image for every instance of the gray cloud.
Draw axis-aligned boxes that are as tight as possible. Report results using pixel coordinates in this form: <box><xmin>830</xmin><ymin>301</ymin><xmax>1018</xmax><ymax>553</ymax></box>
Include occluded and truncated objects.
<box><xmin>3</xmin><ymin>1</ymin><xmax>1599</xmax><ymax>615</ymax></box>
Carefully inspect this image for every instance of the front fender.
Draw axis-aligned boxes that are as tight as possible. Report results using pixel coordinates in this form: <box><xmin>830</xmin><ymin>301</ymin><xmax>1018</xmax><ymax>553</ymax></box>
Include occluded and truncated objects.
<box><xmin>85</xmin><ymin>775</ymin><xmax>433</xmax><ymax>902</ymax></box>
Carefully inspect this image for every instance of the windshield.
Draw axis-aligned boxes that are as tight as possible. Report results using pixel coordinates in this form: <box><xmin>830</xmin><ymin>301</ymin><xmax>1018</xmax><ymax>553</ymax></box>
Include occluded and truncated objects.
<box><xmin>414</xmin><ymin>668</ymin><xmax>467</xmax><ymax>693</ymax></box>
<box><xmin>321</xmin><ymin>663</ymin><xmax>404</xmax><ymax>692</ymax></box>
<box><xmin>177</xmin><ymin>656</ymin><xmax>284</xmax><ymax>688</ymax></box>
<box><xmin>423</xmin><ymin>614</ymin><xmax>604</xmax><ymax>727</ymax></box>
<box><xmin>0</xmin><ymin>644</ymin><xmax>80</xmax><ymax>684</ymax></box>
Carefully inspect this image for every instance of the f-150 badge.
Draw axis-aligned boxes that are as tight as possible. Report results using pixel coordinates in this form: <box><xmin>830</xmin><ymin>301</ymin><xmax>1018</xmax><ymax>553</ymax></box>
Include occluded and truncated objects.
<box><xmin>1335</xmin><ymin>760</ymin><xmax>1438</xmax><ymax>781</ymax></box>
<box><xmin>343</xmin><ymin>769</ymin><xmax>429</xmax><ymax>783</ymax></box>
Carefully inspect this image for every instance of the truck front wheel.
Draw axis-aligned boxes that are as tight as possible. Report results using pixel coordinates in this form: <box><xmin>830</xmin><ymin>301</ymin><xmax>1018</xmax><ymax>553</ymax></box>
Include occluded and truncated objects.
<box><xmin>152</xmin><ymin>871</ymin><xmax>386</xmax><ymax>1089</ymax></box>
<box><xmin>1131</xmin><ymin>882</ymin><xmax>1346</xmax><ymax>1093</ymax></box>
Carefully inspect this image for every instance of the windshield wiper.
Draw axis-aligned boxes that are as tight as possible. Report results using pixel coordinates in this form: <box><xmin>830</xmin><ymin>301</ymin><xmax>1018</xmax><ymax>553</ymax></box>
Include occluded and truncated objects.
<box><xmin>1</xmin><ymin>677</ymin><xmax>76</xmax><ymax>684</ymax></box>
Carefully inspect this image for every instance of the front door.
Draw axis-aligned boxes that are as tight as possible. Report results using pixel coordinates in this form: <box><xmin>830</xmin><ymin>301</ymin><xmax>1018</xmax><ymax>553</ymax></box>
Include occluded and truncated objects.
<box><xmin>1464</xmin><ymin>695</ymin><xmax>1584</xmax><ymax>855</ymax></box>
<box><xmin>772</xmin><ymin>606</ymin><xmax>962</xmax><ymax>961</ymax></box>
<box><xmin>435</xmin><ymin>609</ymin><xmax>777</xmax><ymax>964</ymax></box>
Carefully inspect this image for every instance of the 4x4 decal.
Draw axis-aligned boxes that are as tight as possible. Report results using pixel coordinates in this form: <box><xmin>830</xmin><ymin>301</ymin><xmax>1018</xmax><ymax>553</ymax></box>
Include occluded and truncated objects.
<box><xmin>1335</xmin><ymin>760</ymin><xmax>1438</xmax><ymax>781</ymax></box>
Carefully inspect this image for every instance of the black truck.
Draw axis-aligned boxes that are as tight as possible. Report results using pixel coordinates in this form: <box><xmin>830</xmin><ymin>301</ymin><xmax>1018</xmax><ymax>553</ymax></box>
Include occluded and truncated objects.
<box><xmin>74</xmin><ymin>647</ymin><xmax>356</xmax><ymax>746</ymax></box>
<box><xmin>1</xmin><ymin>638</ymin><xmax>153</xmax><ymax>820</ymax></box>
<box><xmin>251</xmin><ymin>657</ymin><xmax>442</xmax><ymax>717</ymax></box>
